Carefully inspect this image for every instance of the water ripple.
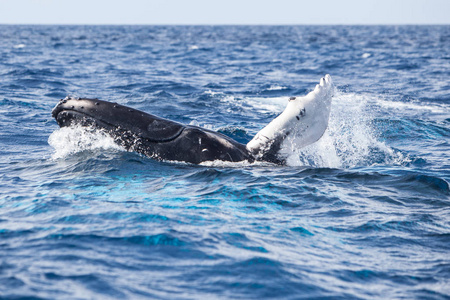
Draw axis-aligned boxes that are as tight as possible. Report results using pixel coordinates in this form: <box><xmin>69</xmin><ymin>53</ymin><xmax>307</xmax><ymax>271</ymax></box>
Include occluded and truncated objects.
<box><xmin>0</xmin><ymin>25</ymin><xmax>449</xmax><ymax>299</ymax></box>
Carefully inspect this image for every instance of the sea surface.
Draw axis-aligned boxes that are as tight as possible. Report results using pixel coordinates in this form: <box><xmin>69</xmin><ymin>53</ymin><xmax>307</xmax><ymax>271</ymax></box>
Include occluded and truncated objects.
<box><xmin>0</xmin><ymin>25</ymin><xmax>449</xmax><ymax>299</ymax></box>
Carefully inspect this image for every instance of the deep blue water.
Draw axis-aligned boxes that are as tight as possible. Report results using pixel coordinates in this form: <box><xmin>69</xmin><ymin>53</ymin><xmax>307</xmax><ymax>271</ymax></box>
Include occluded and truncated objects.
<box><xmin>0</xmin><ymin>25</ymin><xmax>449</xmax><ymax>299</ymax></box>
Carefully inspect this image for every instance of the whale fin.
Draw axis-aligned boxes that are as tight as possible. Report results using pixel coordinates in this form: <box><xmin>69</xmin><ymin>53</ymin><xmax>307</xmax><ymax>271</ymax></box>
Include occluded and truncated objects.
<box><xmin>246</xmin><ymin>74</ymin><xmax>334</xmax><ymax>162</ymax></box>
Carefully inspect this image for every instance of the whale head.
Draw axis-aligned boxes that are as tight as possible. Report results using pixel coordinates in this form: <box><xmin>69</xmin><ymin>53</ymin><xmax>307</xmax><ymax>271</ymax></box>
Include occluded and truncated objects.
<box><xmin>52</xmin><ymin>97</ymin><xmax>185</xmax><ymax>142</ymax></box>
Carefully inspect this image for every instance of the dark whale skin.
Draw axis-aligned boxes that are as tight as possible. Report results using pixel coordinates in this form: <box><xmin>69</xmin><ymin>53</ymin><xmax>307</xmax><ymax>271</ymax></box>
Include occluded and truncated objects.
<box><xmin>52</xmin><ymin>97</ymin><xmax>255</xmax><ymax>164</ymax></box>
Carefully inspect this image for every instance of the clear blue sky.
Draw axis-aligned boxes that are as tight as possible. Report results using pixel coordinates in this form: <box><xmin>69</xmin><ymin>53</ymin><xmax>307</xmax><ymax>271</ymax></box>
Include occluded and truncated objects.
<box><xmin>0</xmin><ymin>0</ymin><xmax>449</xmax><ymax>25</ymax></box>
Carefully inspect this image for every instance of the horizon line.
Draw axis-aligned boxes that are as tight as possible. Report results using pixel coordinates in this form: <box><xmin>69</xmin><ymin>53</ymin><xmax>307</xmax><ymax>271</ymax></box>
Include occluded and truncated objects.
<box><xmin>1</xmin><ymin>23</ymin><xmax>449</xmax><ymax>26</ymax></box>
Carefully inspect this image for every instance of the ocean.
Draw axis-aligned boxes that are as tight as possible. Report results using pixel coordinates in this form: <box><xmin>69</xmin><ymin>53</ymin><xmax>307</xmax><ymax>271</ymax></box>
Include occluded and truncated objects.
<box><xmin>0</xmin><ymin>25</ymin><xmax>449</xmax><ymax>299</ymax></box>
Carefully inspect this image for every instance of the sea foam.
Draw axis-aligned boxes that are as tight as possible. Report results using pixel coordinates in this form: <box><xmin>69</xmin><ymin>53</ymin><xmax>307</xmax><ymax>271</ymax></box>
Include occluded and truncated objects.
<box><xmin>48</xmin><ymin>126</ymin><xmax>124</xmax><ymax>160</ymax></box>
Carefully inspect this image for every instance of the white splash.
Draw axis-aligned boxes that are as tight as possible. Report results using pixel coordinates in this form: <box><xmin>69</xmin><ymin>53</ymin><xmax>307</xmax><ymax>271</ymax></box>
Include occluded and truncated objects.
<box><xmin>48</xmin><ymin>126</ymin><xmax>124</xmax><ymax>160</ymax></box>
<box><xmin>239</xmin><ymin>89</ymin><xmax>410</xmax><ymax>168</ymax></box>
<box><xmin>281</xmin><ymin>90</ymin><xmax>407</xmax><ymax>168</ymax></box>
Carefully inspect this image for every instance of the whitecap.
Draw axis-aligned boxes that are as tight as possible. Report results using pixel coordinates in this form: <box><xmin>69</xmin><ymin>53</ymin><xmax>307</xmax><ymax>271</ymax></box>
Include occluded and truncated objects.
<box><xmin>267</xmin><ymin>85</ymin><xmax>287</xmax><ymax>91</ymax></box>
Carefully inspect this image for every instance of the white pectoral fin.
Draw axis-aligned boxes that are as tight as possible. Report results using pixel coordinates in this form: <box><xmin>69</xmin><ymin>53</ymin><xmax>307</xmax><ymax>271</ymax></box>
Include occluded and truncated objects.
<box><xmin>247</xmin><ymin>75</ymin><xmax>334</xmax><ymax>161</ymax></box>
<box><xmin>247</xmin><ymin>105</ymin><xmax>299</xmax><ymax>156</ymax></box>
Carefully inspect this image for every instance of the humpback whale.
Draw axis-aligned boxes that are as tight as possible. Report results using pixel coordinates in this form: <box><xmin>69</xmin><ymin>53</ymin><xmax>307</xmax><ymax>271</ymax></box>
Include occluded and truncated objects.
<box><xmin>52</xmin><ymin>75</ymin><xmax>334</xmax><ymax>164</ymax></box>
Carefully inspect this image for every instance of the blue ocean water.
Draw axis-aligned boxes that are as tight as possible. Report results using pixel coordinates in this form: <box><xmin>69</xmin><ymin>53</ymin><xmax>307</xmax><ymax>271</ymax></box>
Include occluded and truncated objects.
<box><xmin>0</xmin><ymin>25</ymin><xmax>449</xmax><ymax>299</ymax></box>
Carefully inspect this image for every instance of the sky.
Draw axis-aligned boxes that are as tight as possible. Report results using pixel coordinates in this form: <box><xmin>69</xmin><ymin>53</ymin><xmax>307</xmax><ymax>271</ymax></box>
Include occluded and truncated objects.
<box><xmin>0</xmin><ymin>0</ymin><xmax>449</xmax><ymax>25</ymax></box>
